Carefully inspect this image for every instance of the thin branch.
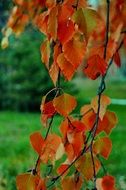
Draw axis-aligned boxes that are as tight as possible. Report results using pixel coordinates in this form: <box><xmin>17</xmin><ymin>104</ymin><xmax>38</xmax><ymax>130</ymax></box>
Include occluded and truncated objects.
<box><xmin>97</xmin><ymin>155</ymin><xmax>107</xmax><ymax>175</ymax></box>
<box><xmin>45</xmin><ymin>115</ymin><xmax>55</xmax><ymax>140</ymax></box>
<box><xmin>90</xmin><ymin>0</ymin><xmax>110</xmax><ymax>187</ymax></box>
<box><xmin>32</xmin><ymin>115</ymin><xmax>55</xmax><ymax>174</ymax></box>
<box><xmin>104</xmin><ymin>0</ymin><xmax>110</xmax><ymax>59</ymax></box>
<box><xmin>121</xmin><ymin>30</ymin><xmax>126</xmax><ymax>34</ymax></box>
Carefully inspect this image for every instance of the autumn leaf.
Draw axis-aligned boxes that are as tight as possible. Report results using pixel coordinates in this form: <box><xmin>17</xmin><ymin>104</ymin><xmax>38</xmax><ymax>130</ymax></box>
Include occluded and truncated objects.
<box><xmin>114</xmin><ymin>51</ymin><xmax>121</xmax><ymax>67</ymax></box>
<box><xmin>58</xmin><ymin>4</ymin><xmax>74</xmax><ymax>23</ymax></box>
<box><xmin>35</xmin><ymin>12</ymin><xmax>48</xmax><ymax>35</ymax></box>
<box><xmin>48</xmin><ymin>6</ymin><xmax>58</xmax><ymax>40</ymax></box>
<box><xmin>46</xmin><ymin>0</ymin><xmax>56</xmax><ymax>8</ymax></box>
<box><xmin>96</xmin><ymin>175</ymin><xmax>116</xmax><ymax>190</ymax></box>
<box><xmin>61</xmin><ymin>176</ymin><xmax>83</xmax><ymax>190</ymax></box>
<box><xmin>57</xmin><ymin>164</ymin><xmax>69</xmax><ymax>175</ymax></box>
<box><xmin>93</xmin><ymin>136</ymin><xmax>112</xmax><ymax>159</ymax></box>
<box><xmin>97</xmin><ymin>110</ymin><xmax>118</xmax><ymax>135</ymax></box>
<box><xmin>49</xmin><ymin>62</ymin><xmax>59</xmax><ymax>86</ymax></box>
<box><xmin>30</xmin><ymin>132</ymin><xmax>44</xmax><ymax>155</ymax></box>
<box><xmin>83</xmin><ymin>54</ymin><xmax>107</xmax><ymax>80</ymax></box>
<box><xmin>81</xmin><ymin>110</ymin><xmax>118</xmax><ymax>135</ymax></box>
<box><xmin>40</xmin><ymin>39</ymin><xmax>50</xmax><ymax>69</ymax></box>
<box><xmin>57</xmin><ymin>53</ymin><xmax>75</xmax><ymax>80</ymax></box>
<box><xmin>75</xmin><ymin>153</ymin><xmax>101</xmax><ymax>180</ymax></box>
<box><xmin>73</xmin><ymin>8</ymin><xmax>99</xmax><ymax>39</ymax></box>
<box><xmin>65</xmin><ymin>143</ymin><xmax>75</xmax><ymax>161</ymax></box>
<box><xmin>58</xmin><ymin>20</ymin><xmax>75</xmax><ymax>44</ymax></box>
<box><xmin>40</xmin><ymin>98</ymin><xmax>56</xmax><ymax>125</ymax></box>
<box><xmin>1</xmin><ymin>37</ymin><xmax>9</xmax><ymax>49</ymax></box>
<box><xmin>60</xmin><ymin>119</ymin><xmax>69</xmax><ymax>139</ymax></box>
<box><xmin>16</xmin><ymin>174</ymin><xmax>39</xmax><ymax>190</ymax></box>
<box><xmin>16</xmin><ymin>174</ymin><xmax>46</xmax><ymax>190</ymax></box>
<box><xmin>49</xmin><ymin>43</ymin><xmax>61</xmax><ymax>85</ymax></box>
<box><xmin>53</xmin><ymin>93</ymin><xmax>77</xmax><ymax>117</ymax></box>
<box><xmin>81</xmin><ymin>109</ymin><xmax>96</xmax><ymax>131</ymax></box>
<box><xmin>63</xmin><ymin>33</ymin><xmax>86</xmax><ymax>68</ymax></box>
<box><xmin>91</xmin><ymin>95</ymin><xmax>111</xmax><ymax>120</ymax></box>
<box><xmin>40</xmin><ymin>134</ymin><xmax>63</xmax><ymax>163</ymax></box>
<box><xmin>71</xmin><ymin>120</ymin><xmax>86</xmax><ymax>132</ymax></box>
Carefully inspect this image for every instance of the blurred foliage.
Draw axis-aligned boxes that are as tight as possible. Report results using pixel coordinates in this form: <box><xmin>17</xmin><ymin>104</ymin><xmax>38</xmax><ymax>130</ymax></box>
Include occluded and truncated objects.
<box><xmin>0</xmin><ymin>29</ymin><xmax>77</xmax><ymax>111</ymax></box>
<box><xmin>0</xmin><ymin>30</ymin><xmax>52</xmax><ymax>111</ymax></box>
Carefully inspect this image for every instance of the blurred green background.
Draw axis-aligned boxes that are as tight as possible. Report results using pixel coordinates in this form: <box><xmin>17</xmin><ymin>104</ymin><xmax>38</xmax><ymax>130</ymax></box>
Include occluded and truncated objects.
<box><xmin>0</xmin><ymin>1</ymin><xmax>126</xmax><ymax>190</ymax></box>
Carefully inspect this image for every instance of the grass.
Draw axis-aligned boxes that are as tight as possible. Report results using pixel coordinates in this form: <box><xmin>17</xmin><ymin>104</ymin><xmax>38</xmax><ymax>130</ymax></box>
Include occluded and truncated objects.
<box><xmin>0</xmin><ymin>107</ymin><xmax>126</xmax><ymax>190</ymax></box>
<box><xmin>0</xmin><ymin>79</ymin><xmax>126</xmax><ymax>190</ymax></box>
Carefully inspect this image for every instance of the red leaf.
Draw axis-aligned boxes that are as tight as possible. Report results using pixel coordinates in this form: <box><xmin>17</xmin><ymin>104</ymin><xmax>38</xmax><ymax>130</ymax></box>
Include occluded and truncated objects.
<box><xmin>114</xmin><ymin>51</ymin><xmax>121</xmax><ymax>67</ymax></box>
<box><xmin>30</xmin><ymin>132</ymin><xmax>44</xmax><ymax>155</ymax></box>
<box><xmin>96</xmin><ymin>175</ymin><xmax>116</xmax><ymax>190</ymax></box>
<box><xmin>57</xmin><ymin>20</ymin><xmax>75</xmax><ymax>44</ymax></box>
<box><xmin>57</xmin><ymin>53</ymin><xmax>75</xmax><ymax>80</ymax></box>
<box><xmin>83</xmin><ymin>54</ymin><xmax>107</xmax><ymax>80</ymax></box>
<box><xmin>57</xmin><ymin>164</ymin><xmax>69</xmax><ymax>175</ymax></box>
<box><xmin>40</xmin><ymin>39</ymin><xmax>50</xmax><ymax>69</ymax></box>
<box><xmin>63</xmin><ymin>33</ymin><xmax>86</xmax><ymax>68</ymax></box>
<box><xmin>93</xmin><ymin>136</ymin><xmax>112</xmax><ymax>159</ymax></box>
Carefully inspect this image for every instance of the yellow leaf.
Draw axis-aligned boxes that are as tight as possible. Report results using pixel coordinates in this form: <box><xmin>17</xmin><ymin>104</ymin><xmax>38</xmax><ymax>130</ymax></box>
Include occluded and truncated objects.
<box><xmin>75</xmin><ymin>153</ymin><xmax>101</xmax><ymax>180</ymax></box>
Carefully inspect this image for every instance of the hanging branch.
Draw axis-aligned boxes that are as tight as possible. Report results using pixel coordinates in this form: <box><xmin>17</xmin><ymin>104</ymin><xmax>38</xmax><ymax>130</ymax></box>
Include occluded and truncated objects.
<box><xmin>30</xmin><ymin>72</ymin><xmax>62</xmax><ymax>175</ymax></box>
<box><xmin>90</xmin><ymin>0</ymin><xmax>110</xmax><ymax>187</ymax></box>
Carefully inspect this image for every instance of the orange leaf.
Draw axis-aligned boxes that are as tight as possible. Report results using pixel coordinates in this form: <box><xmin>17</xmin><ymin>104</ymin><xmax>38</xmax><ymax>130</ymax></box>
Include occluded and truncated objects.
<box><xmin>60</xmin><ymin>119</ymin><xmax>69</xmax><ymax>139</ymax></box>
<box><xmin>53</xmin><ymin>93</ymin><xmax>77</xmax><ymax>117</ymax></box>
<box><xmin>93</xmin><ymin>136</ymin><xmax>112</xmax><ymax>159</ymax></box>
<box><xmin>61</xmin><ymin>176</ymin><xmax>83</xmax><ymax>190</ymax></box>
<box><xmin>57</xmin><ymin>164</ymin><xmax>69</xmax><ymax>175</ymax></box>
<box><xmin>57</xmin><ymin>20</ymin><xmax>75</xmax><ymax>44</ymax></box>
<box><xmin>69</xmin><ymin>132</ymin><xmax>85</xmax><ymax>156</ymax></box>
<box><xmin>40</xmin><ymin>99</ymin><xmax>56</xmax><ymax>125</ymax></box>
<box><xmin>57</xmin><ymin>53</ymin><xmax>75</xmax><ymax>80</ymax></box>
<box><xmin>35</xmin><ymin>12</ymin><xmax>48</xmax><ymax>35</ymax></box>
<box><xmin>16</xmin><ymin>174</ymin><xmax>39</xmax><ymax>190</ymax></box>
<box><xmin>71</xmin><ymin>120</ymin><xmax>86</xmax><ymax>132</ymax></box>
<box><xmin>91</xmin><ymin>95</ymin><xmax>111</xmax><ymax>120</ymax></box>
<box><xmin>96</xmin><ymin>175</ymin><xmax>116</xmax><ymax>190</ymax></box>
<box><xmin>81</xmin><ymin>110</ymin><xmax>118</xmax><ymax>135</ymax></box>
<box><xmin>40</xmin><ymin>39</ymin><xmax>50</xmax><ymax>69</ymax></box>
<box><xmin>46</xmin><ymin>0</ymin><xmax>56</xmax><ymax>8</ymax></box>
<box><xmin>63</xmin><ymin>34</ymin><xmax>86</xmax><ymax>68</ymax></box>
<box><xmin>97</xmin><ymin>110</ymin><xmax>118</xmax><ymax>135</ymax></box>
<box><xmin>30</xmin><ymin>132</ymin><xmax>44</xmax><ymax>155</ymax></box>
<box><xmin>75</xmin><ymin>153</ymin><xmax>101</xmax><ymax>180</ymax></box>
<box><xmin>83</xmin><ymin>54</ymin><xmax>107</xmax><ymax>80</ymax></box>
<box><xmin>48</xmin><ymin>7</ymin><xmax>58</xmax><ymax>40</ymax></box>
<box><xmin>49</xmin><ymin>62</ymin><xmax>59</xmax><ymax>86</ymax></box>
<box><xmin>114</xmin><ymin>51</ymin><xmax>121</xmax><ymax>67</ymax></box>
<box><xmin>58</xmin><ymin>4</ymin><xmax>74</xmax><ymax>23</ymax></box>
<box><xmin>80</xmin><ymin>104</ymin><xmax>92</xmax><ymax>115</ymax></box>
<box><xmin>65</xmin><ymin>143</ymin><xmax>75</xmax><ymax>161</ymax></box>
<box><xmin>40</xmin><ymin>134</ymin><xmax>62</xmax><ymax>163</ymax></box>
<box><xmin>81</xmin><ymin>109</ymin><xmax>96</xmax><ymax>131</ymax></box>
<box><xmin>49</xmin><ymin>43</ymin><xmax>61</xmax><ymax>85</ymax></box>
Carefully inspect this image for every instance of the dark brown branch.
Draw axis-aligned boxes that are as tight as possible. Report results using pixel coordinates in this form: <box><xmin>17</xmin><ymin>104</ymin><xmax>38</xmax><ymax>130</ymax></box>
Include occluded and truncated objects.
<box><xmin>90</xmin><ymin>0</ymin><xmax>110</xmax><ymax>187</ymax></box>
<box><xmin>121</xmin><ymin>30</ymin><xmax>126</xmax><ymax>34</ymax></box>
<box><xmin>104</xmin><ymin>0</ymin><xmax>110</xmax><ymax>59</ymax></box>
<box><xmin>97</xmin><ymin>155</ymin><xmax>107</xmax><ymax>175</ymax></box>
